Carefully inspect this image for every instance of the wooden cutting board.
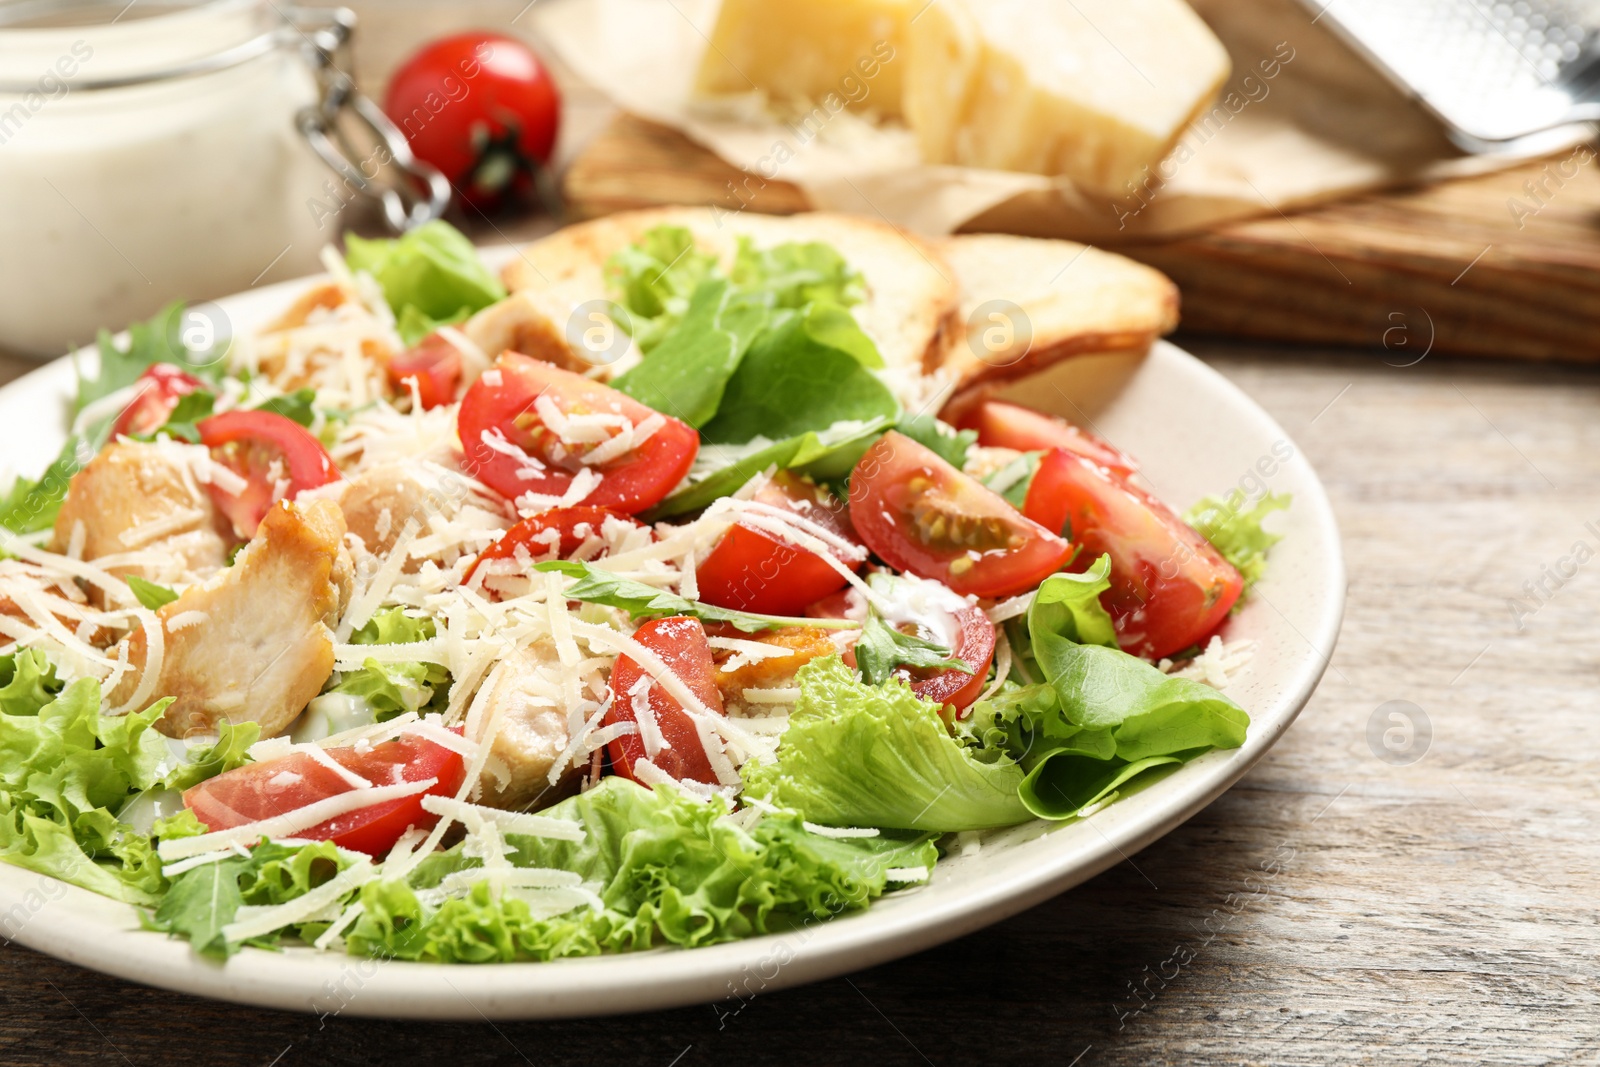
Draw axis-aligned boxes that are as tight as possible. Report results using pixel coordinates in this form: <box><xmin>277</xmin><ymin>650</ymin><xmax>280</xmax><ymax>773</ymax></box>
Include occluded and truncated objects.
<box><xmin>563</xmin><ymin>113</ymin><xmax>1600</xmax><ymax>362</ymax></box>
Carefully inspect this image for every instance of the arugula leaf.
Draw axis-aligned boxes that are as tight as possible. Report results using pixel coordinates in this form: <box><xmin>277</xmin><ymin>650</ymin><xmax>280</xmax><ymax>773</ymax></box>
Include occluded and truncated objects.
<box><xmin>896</xmin><ymin>412</ymin><xmax>978</xmax><ymax>470</ymax></box>
<box><xmin>854</xmin><ymin>615</ymin><xmax>972</xmax><ymax>687</ymax></box>
<box><xmin>731</xmin><ymin>238</ymin><xmax>865</xmax><ymax>310</ymax></box>
<box><xmin>148</xmin><ymin>840</ymin><xmax>352</xmax><ymax>957</ymax></box>
<box><xmin>77</xmin><ymin>302</ymin><xmax>220</xmax><ymax>417</ymax></box>
<box><xmin>984</xmin><ymin>451</ymin><xmax>1043</xmax><ymax>510</ymax></box>
<box><xmin>742</xmin><ymin>657</ymin><xmax>1030</xmax><ymax>831</ymax></box>
<box><xmin>345</xmin><ymin>221</ymin><xmax>504</xmax><ymax>341</ymax></box>
<box><xmin>329</xmin><ymin>658</ymin><xmax>451</xmax><ymax>721</ymax></box>
<box><xmin>132</xmin><ymin>389</ymin><xmax>216</xmax><ymax>444</ymax></box>
<box><xmin>611</xmin><ymin>279</ymin><xmax>765</xmax><ymax>427</ymax></box>
<box><xmin>643</xmin><ymin>417</ymin><xmax>890</xmax><ymax>520</ymax></box>
<box><xmin>0</xmin><ymin>436</ymin><xmax>89</xmax><ymax>535</ymax></box>
<box><xmin>535</xmin><ymin>560</ymin><xmax>855</xmax><ymax>633</ymax></box>
<box><xmin>125</xmin><ymin>576</ymin><xmax>179</xmax><ymax>611</ymax></box>
<box><xmin>252</xmin><ymin>388</ymin><xmax>317</xmax><ymax>428</ymax></box>
<box><xmin>1184</xmin><ymin>490</ymin><xmax>1291</xmax><ymax>592</ymax></box>
<box><xmin>346</xmin><ymin>776</ymin><xmax>936</xmax><ymax>962</ymax></box>
<box><xmin>700</xmin><ymin>306</ymin><xmax>899</xmax><ymax>445</ymax></box>
<box><xmin>604</xmin><ymin>225</ymin><xmax>719</xmax><ymax>352</ymax></box>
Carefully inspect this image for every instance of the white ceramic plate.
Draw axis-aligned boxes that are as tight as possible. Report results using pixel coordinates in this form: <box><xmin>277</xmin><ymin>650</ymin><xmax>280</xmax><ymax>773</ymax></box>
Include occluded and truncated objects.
<box><xmin>0</xmin><ymin>256</ymin><xmax>1344</xmax><ymax>1019</ymax></box>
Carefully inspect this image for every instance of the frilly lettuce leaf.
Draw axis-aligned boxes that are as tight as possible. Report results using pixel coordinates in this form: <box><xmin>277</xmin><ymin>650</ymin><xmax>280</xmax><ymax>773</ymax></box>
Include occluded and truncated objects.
<box><xmin>349</xmin><ymin>607</ymin><xmax>437</xmax><ymax>646</ymax></box>
<box><xmin>0</xmin><ymin>678</ymin><xmax>171</xmax><ymax>903</ymax></box>
<box><xmin>604</xmin><ymin>225</ymin><xmax>719</xmax><ymax>351</ymax></box>
<box><xmin>0</xmin><ymin>650</ymin><xmax>64</xmax><ymax>717</ymax></box>
<box><xmin>1184</xmin><ymin>490</ymin><xmax>1291</xmax><ymax>594</ymax></box>
<box><xmin>328</xmin><ymin>658</ymin><xmax>450</xmax><ymax>721</ymax></box>
<box><xmin>741</xmin><ymin>656</ymin><xmax>1030</xmax><ymax>832</ymax></box>
<box><xmin>345</xmin><ymin>777</ymin><xmax>936</xmax><ymax>963</ymax></box>
<box><xmin>345</xmin><ymin>221</ymin><xmax>504</xmax><ymax>345</ymax></box>
<box><xmin>731</xmin><ymin>237</ymin><xmax>865</xmax><ymax>311</ymax></box>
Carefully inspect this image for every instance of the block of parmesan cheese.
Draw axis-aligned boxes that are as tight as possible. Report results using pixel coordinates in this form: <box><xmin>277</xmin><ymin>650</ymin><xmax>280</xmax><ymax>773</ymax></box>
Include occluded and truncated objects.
<box><xmin>692</xmin><ymin>0</ymin><xmax>910</xmax><ymax>117</ymax></box>
<box><xmin>905</xmin><ymin>0</ymin><xmax>1231</xmax><ymax>195</ymax></box>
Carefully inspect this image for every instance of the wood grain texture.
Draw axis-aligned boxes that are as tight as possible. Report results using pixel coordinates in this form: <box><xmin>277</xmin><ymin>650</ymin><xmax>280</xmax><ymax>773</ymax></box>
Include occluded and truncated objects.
<box><xmin>564</xmin><ymin>113</ymin><xmax>1600</xmax><ymax>363</ymax></box>
<box><xmin>1</xmin><ymin>344</ymin><xmax>1594</xmax><ymax>1067</ymax></box>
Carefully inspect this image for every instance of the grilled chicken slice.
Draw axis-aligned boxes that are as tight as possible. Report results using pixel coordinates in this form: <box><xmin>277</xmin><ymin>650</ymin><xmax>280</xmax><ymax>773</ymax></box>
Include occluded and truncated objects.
<box><xmin>468</xmin><ymin>643</ymin><xmax>583</xmax><ymax>811</ymax></box>
<box><xmin>334</xmin><ymin>462</ymin><xmax>510</xmax><ymax>572</ymax></box>
<box><xmin>51</xmin><ymin>440</ymin><xmax>230</xmax><ymax>589</ymax></box>
<box><xmin>109</xmin><ymin>500</ymin><xmax>351</xmax><ymax>739</ymax></box>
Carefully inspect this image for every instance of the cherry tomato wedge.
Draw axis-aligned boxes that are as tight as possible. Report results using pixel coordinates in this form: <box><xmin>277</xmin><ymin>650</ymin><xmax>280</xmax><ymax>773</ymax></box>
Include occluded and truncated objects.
<box><xmin>384</xmin><ymin>34</ymin><xmax>560</xmax><ymax>212</ymax></box>
<box><xmin>464</xmin><ymin>506</ymin><xmax>643</xmax><ymax>592</ymax></box>
<box><xmin>197</xmin><ymin>409</ymin><xmax>340</xmax><ymax>540</ymax></box>
<box><xmin>950</xmin><ymin>398</ymin><xmax>1137</xmax><ymax>478</ymax></box>
<box><xmin>182</xmin><ymin>732</ymin><xmax>465</xmax><ymax>858</ymax></box>
<box><xmin>604</xmin><ymin>616</ymin><xmax>726</xmax><ymax>788</ymax></box>
<box><xmin>388</xmin><ymin>333</ymin><xmax>462</xmax><ymax>410</ymax></box>
<box><xmin>458</xmin><ymin>353</ymin><xmax>698</xmax><ymax>515</ymax></box>
<box><xmin>1034</xmin><ymin>449</ymin><xmax>1243</xmax><ymax>660</ymax></box>
<box><xmin>848</xmin><ymin>431</ymin><xmax>1072</xmax><ymax>598</ymax></box>
<box><xmin>833</xmin><ymin>592</ymin><xmax>997</xmax><ymax>713</ymax></box>
<box><xmin>695</xmin><ymin>473</ymin><xmax>865</xmax><ymax>617</ymax></box>
<box><xmin>113</xmin><ymin>364</ymin><xmax>204</xmax><ymax>439</ymax></box>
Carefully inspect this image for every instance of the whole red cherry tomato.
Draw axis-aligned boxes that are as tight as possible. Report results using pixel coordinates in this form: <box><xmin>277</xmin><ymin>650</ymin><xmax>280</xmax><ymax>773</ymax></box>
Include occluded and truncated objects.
<box><xmin>383</xmin><ymin>33</ymin><xmax>561</xmax><ymax>213</ymax></box>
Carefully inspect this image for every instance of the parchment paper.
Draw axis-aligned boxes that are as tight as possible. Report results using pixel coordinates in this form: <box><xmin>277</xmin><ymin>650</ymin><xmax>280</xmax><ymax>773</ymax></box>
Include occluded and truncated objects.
<box><xmin>532</xmin><ymin>0</ymin><xmax>1587</xmax><ymax>240</ymax></box>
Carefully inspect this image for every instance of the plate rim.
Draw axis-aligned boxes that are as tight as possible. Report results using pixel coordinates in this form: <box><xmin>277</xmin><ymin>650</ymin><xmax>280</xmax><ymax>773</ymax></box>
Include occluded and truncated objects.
<box><xmin>0</xmin><ymin>259</ymin><xmax>1345</xmax><ymax>1020</ymax></box>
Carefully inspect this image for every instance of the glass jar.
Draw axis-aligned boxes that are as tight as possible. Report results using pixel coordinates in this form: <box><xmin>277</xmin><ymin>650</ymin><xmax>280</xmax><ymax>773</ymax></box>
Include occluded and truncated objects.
<box><xmin>0</xmin><ymin>0</ymin><xmax>446</xmax><ymax>357</ymax></box>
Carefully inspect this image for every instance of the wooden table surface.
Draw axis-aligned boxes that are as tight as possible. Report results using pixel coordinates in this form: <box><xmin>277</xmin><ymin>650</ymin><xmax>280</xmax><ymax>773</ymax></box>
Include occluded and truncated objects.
<box><xmin>2</xmin><ymin>4</ymin><xmax>1597</xmax><ymax>1064</ymax></box>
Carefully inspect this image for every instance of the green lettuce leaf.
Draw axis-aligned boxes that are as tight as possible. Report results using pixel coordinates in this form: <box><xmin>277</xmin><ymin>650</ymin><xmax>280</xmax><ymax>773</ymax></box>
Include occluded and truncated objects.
<box><xmin>700</xmin><ymin>306</ymin><xmax>899</xmax><ymax>445</ymax></box>
<box><xmin>345</xmin><ymin>221</ymin><xmax>504</xmax><ymax>342</ymax></box>
<box><xmin>534</xmin><ymin>560</ymin><xmax>854</xmax><ymax>633</ymax></box>
<box><xmin>1027</xmin><ymin>555</ymin><xmax>1119</xmax><ymax>658</ymax></box>
<box><xmin>0</xmin><ymin>437</ymin><xmax>90</xmax><ymax>535</ymax></box>
<box><xmin>1184</xmin><ymin>490</ymin><xmax>1291</xmax><ymax>593</ymax></box>
<box><xmin>612</xmin><ymin>278</ymin><xmax>771</xmax><ymax>427</ymax></box>
<box><xmin>604</xmin><ymin>225</ymin><xmax>719</xmax><ymax>352</ymax></box>
<box><xmin>731</xmin><ymin>237</ymin><xmax>865</xmax><ymax>311</ymax></box>
<box><xmin>329</xmin><ymin>658</ymin><xmax>450</xmax><ymax>721</ymax></box>
<box><xmin>742</xmin><ymin>656</ymin><xmax>1030</xmax><ymax>832</ymax></box>
<box><xmin>346</xmin><ymin>777</ymin><xmax>935</xmax><ymax>963</ymax></box>
<box><xmin>644</xmin><ymin>417</ymin><xmax>889</xmax><ymax>520</ymax></box>
<box><xmin>0</xmin><ymin>650</ymin><xmax>64</xmax><ymax>716</ymax></box>
<box><xmin>896</xmin><ymin>413</ymin><xmax>977</xmax><ymax>470</ymax></box>
<box><xmin>0</xmin><ymin>679</ymin><xmax>172</xmax><ymax>904</ymax></box>
<box><xmin>349</xmin><ymin>607</ymin><xmax>437</xmax><ymax>646</ymax></box>
<box><xmin>966</xmin><ymin>559</ymin><xmax>1251</xmax><ymax>819</ymax></box>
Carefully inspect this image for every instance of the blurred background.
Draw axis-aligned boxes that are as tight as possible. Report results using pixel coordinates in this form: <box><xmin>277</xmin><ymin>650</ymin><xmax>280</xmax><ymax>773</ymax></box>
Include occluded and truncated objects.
<box><xmin>4</xmin><ymin>0</ymin><xmax>1600</xmax><ymax>362</ymax></box>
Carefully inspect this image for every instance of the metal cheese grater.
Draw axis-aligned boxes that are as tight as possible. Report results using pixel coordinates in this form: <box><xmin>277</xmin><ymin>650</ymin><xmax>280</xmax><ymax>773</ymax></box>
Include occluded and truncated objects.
<box><xmin>1300</xmin><ymin>0</ymin><xmax>1600</xmax><ymax>148</ymax></box>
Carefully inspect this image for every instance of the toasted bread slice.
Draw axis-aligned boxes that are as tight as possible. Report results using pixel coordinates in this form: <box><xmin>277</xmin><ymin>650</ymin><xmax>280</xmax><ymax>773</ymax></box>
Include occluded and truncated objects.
<box><xmin>501</xmin><ymin>208</ymin><xmax>960</xmax><ymax>386</ymax></box>
<box><xmin>936</xmin><ymin>234</ymin><xmax>1179</xmax><ymax>391</ymax></box>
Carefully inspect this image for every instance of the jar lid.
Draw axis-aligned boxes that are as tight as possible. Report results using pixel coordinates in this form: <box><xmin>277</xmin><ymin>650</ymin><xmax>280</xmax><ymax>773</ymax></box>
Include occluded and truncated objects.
<box><xmin>0</xmin><ymin>0</ymin><xmax>342</xmax><ymax>93</ymax></box>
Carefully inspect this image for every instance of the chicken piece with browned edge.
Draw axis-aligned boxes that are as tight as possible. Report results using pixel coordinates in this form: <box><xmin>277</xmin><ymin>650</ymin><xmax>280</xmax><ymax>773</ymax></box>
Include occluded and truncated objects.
<box><xmin>109</xmin><ymin>499</ymin><xmax>351</xmax><ymax>739</ymax></box>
